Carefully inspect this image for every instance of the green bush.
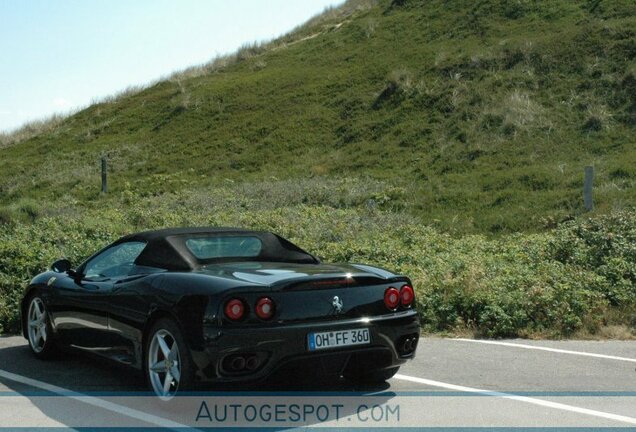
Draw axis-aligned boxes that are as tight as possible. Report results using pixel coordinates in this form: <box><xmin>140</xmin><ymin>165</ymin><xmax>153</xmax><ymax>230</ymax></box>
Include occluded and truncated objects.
<box><xmin>548</xmin><ymin>212</ymin><xmax>636</xmax><ymax>306</ymax></box>
<box><xmin>0</xmin><ymin>189</ymin><xmax>633</xmax><ymax>338</ymax></box>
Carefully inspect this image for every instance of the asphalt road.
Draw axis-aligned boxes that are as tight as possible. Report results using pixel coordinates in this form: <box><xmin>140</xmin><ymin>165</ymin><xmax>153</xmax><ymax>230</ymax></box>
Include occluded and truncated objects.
<box><xmin>0</xmin><ymin>335</ymin><xmax>634</xmax><ymax>429</ymax></box>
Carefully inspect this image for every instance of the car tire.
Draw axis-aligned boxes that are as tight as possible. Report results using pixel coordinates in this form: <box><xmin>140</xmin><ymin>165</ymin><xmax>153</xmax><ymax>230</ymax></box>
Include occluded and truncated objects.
<box><xmin>349</xmin><ymin>366</ymin><xmax>399</xmax><ymax>385</ymax></box>
<box><xmin>25</xmin><ymin>294</ymin><xmax>58</xmax><ymax>359</ymax></box>
<box><xmin>144</xmin><ymin>318</ymin><xmax>194</xmax><ymax>400</ymax></box>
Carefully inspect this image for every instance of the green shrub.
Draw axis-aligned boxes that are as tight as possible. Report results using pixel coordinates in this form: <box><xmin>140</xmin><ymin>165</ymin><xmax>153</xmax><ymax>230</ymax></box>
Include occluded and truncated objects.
<box><xmin>0</xmin><ymin>189</ymin><xmax>633</xmax><ymax>338</ymax></box>
<box><xmin>549</xmin><ymin>211</ymin><xmax>636</xmax><ymax>306</ymax></box>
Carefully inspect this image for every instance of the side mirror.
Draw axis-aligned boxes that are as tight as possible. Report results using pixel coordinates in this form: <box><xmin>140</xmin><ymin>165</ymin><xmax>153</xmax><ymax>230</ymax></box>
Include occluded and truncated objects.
<box><xmin>51</xmin><ymin>259</ymin><xmax>72</xmax><ymax>273</ymax></box>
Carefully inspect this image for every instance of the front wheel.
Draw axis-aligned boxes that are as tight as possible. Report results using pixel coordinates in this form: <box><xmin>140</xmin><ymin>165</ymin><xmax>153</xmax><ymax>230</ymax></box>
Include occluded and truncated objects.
<box><xmin>145</xmin><ymin>318</ymin><xmax>194</xmax><ymax>400</ymax></box>
<box><xmin>26</xmin><ymin>295</ymin><xmax>57</xmax><ymax>359</ymax></box>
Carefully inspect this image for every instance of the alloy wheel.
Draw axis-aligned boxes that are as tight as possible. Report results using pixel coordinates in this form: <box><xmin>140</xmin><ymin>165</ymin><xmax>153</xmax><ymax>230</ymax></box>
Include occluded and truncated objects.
<box><xmin>27</xmin><ymin>297</ymin><xmax>48</xmax><ymax>353</ymax></box>
<box><xmin>148</xmin><ymin>329</ymin><xmax>181</xmax><ymax>399</ymax></box>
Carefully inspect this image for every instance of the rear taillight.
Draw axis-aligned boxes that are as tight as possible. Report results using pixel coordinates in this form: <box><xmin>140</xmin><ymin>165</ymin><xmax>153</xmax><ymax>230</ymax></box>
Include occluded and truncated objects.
<box><xmin>225</xmin><ymin>299</ymin><xmax>245</xmax><ymax>321</ymax></box>
<box><xmin>384</xmin><ymin>287</ymin><xmax>400</xmax><ymax>310</ymax></box>
<box><xmin>255</xmin><ymin>297</ymin><xmax>275</xmax><ymax>320</ymax></box>
<box><xmin>400</xmin><ymin>285</ymin><xmax>415</xmax><ymax>307</ymax></box>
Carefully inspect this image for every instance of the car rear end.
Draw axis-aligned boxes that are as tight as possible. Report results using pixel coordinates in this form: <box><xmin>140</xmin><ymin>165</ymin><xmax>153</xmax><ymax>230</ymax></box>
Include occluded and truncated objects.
<box><xmin>192</xmin><ymin>264</ymin><xmax>420</xmax><ymax>384</ymax></box>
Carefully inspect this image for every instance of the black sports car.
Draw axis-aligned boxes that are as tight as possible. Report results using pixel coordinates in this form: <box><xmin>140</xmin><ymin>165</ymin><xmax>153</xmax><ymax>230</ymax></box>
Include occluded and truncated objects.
<box><xmin>21</xmin><ymin>228</ymin><xmax>420</xmax><ymax>398</ymax></box>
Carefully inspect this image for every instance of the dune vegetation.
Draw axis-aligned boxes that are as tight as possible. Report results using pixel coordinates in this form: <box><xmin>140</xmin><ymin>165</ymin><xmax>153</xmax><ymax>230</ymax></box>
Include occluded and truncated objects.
<box><xmin>0</xmin><ymin>0</ymin><xmax>634</xmax><ymax>337</ymax></box>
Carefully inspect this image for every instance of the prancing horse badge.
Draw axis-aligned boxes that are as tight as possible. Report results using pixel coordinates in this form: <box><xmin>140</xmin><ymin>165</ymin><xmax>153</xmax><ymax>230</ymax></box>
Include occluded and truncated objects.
<box><xmin>332</xmin><ymin>296</ymin><xmax>343</xmax><ymax>314</ymax></box>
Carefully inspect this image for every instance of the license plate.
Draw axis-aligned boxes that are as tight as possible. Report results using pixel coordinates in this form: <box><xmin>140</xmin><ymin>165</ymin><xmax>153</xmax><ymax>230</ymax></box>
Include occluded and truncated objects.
<box><xmin>307</xmin><ymin>328</ymin><xmax>370</xmax><ymax>351</ymax></box>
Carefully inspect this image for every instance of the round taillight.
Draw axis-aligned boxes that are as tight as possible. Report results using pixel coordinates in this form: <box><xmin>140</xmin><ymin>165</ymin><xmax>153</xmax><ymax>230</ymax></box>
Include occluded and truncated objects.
<box><xmin>400</xmin><ymin>285</ymin><xmax>415</xmax><ymax>306</ymax></box>
<box><xmin>384</xmin><ymin>287</ymin><xmax>400</xmax><ymax>310</ymax></box>
<box><xmin>225</xmin><ymin>299</ymin><xmax>245</xmax><ymax>321</ymax></box>
<box><xmin>255</xmin><ymin>297</ymin><xmax>275</xmax><ymax>320</ymax></box>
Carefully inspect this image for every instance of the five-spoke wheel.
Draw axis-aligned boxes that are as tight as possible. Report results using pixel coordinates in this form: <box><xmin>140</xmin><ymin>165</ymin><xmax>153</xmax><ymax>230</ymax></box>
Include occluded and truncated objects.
<box><xmin>145</xmin><ymin>319</ymin><xmax>193</xmax><ymax>399</ymax></box>
<box><xmin>148</xmin><ymin>329</ymin><xmax>181</xmax><ymax>398</ymax></box>
<box><xmin>26</xmin><ymin>295</ymin><xmax>56</xmax><ymax>358</ymax></box>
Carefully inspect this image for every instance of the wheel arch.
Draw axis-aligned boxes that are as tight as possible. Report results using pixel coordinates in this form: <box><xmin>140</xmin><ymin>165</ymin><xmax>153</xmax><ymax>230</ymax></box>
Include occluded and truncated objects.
<box><xmin>142</xmin><ymin>296</ymin><xmax>208</xmax><ymax>350</ymax></box>
<box><xmin>141</xmin><ymin>309</ymin><xmax>182</xmax><ymax>357</ymax></box>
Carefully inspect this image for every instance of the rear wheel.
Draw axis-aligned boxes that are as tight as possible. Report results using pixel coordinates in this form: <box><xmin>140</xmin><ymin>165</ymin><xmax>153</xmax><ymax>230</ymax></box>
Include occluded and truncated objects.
<box><xmin>349</xmin><ymin>366</ymin><xmax>399</xmax><ymax>385</ymax></box>
<box><xmin>145</xmin><ymin>318</ymin><xmax>194</xmax><ymax>400</ymax></box>
<box><xmin>26</xmin><ymin>295</ymin><xmax>57</xmax><ymax>359</ymax></box>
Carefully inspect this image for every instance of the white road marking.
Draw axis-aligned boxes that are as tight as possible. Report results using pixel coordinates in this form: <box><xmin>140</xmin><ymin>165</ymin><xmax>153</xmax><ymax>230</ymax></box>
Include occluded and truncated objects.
<box><xmin>449</xmin><ymin>338</ymin><xmax>636</xmax><ymax>363</ymax></box>
<box><xmin>394</xmin><ymin>374</ymin><xmax>636</xmax><ymax>425</ymax></box>
<box><xmin>0</xmin><ymin>369</ymin><xmax>192</xmax><ymax>430</ymax></box>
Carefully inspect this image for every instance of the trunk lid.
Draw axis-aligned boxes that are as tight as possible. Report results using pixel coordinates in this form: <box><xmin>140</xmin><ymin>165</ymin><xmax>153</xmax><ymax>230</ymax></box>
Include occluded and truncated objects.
<box><xmin>203</xmin><ymin>261</ymin><xmax>412</xmax><ymax>324</ymax></box>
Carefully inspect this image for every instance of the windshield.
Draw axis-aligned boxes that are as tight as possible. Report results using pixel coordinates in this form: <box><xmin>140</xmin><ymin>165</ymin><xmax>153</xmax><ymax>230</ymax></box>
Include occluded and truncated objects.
<box><xmin>185</xmin><ymin>236</ymin><xmax>262</xmax><ymax>260</ymax></box>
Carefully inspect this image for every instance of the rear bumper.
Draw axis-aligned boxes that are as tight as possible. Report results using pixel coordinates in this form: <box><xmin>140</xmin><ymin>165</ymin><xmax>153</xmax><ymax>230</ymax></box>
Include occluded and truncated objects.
<box><xmin>192</xmin><ymin>310</ymin><xmax>420</xmax><ymax>384</ymax></box>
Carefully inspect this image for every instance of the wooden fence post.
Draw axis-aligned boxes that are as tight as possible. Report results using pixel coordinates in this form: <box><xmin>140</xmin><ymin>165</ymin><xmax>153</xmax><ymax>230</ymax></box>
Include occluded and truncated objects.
<box><xmin>584</xmin><ymin>166</ymin><xmax>594</xmax><ymax>212</ymax></box>
<box><xmin>101</xmin><ymin>157</ymin><xmax>108</xmax><ymax>194</ymax></box>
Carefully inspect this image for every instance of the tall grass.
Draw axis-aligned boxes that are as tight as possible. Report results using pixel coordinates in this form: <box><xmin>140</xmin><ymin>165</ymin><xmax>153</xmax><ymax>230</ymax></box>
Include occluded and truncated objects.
<box><xmin>0</xmin><ymin>114</ymin><xmax>66</xmax><ymax>149</ymax></box>
<box><xmin>0</xmin><ymin>0</ymin><xmax>370</xmax><ymax>146</ymax></box>
<box><xmin>0</xmin><ymin>0</ymin><xmax>635</xmax><ymax>234</ymax></box>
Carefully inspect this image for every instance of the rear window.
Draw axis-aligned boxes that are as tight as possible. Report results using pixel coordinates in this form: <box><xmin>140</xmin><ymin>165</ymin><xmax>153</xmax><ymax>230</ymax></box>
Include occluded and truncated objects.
<box><xmin>185</xmin><ymin>236</ymin><xmax>263</xmax><ymax>260</ymax></box>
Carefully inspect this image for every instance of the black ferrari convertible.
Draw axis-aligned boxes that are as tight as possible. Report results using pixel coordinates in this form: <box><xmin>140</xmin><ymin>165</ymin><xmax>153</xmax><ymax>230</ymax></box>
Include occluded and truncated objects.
<box><xmin>21</xmin><ymin>228</ymin><xmax>420</xmax><ymax>398</ymax></box>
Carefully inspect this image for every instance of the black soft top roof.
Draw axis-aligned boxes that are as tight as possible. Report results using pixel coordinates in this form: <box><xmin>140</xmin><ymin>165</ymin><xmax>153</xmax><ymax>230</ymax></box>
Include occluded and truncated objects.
<box><xmin>114</xmin><ymin>227</ymin><xmax>318</xmax><ymax>271</ymax></box>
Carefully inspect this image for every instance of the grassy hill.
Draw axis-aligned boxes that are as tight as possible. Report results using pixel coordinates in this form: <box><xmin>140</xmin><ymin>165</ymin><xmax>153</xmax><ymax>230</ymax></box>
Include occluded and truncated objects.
<box><xmin>1</xmin><ymin>0</ymin><xmax>634</xmax><ymax>233</ymax></box>
<box><xmin>0</xmin><ymin>0</ymin><xmax>635</xmax><ymax>338</ymax></box>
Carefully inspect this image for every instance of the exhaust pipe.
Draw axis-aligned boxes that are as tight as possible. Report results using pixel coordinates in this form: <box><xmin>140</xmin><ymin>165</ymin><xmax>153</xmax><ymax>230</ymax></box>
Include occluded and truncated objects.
<box><xmin>399</xmin><ymin>336</ymin><xmax>418</xmax><ymax>354</ymax></box>
<box><xmin>230</xmin><ymin>356</ymin><xmax>246</xmax><ymax>371</ymax></box>
<box><xmin>245</xmin><ymin>355</ymin><xmax>260</xmax><ymax>371</ymax></box>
